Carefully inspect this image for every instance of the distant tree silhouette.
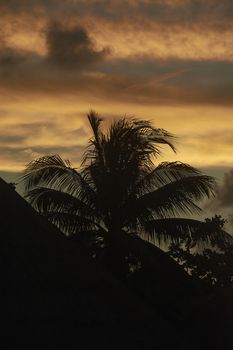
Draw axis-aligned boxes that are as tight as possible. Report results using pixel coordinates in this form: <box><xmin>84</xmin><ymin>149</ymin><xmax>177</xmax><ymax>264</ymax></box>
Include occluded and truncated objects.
<box><xmin>22</xmin><ymin>111</ymin><xmax>220</xmax><ymax>275</ymax></box>
<box><xmin>168</xmin><ymin>215</ymin><xmax>233</xmax><ymax>287</ymax></box>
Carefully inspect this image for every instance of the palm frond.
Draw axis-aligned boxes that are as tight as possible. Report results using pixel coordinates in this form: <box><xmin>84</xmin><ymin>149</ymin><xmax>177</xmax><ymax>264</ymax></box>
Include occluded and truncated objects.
<box><xmin>26</xmin><ymin>187</ymin><xmax>98</xmax><ymax>219</ymax></box>
<box><xmin>87</xmin><ymin>110</ymin><xmax>103</xmax><ymax>145</ymax></box>
<box><xmin>134</xmin><ymin>162</ymin><xmax>202</xmax><ymax>195</ymax></box>
<box><xmin>107</xmin><ymin>118</ymin><xmax>176</xmax><ymax>167</ymax></box>
<box><xmin>43</xmin><ymin>211</ymin><xmax>103</xmax><ymax>236</ymax></box>
<box><xmin>82</xmin><ymin>110</ymin><xmax>105</xmax><ymax>167</ymax></box>
<box><xmin>129</xmin><ymin>118</ymin><xmax>176</xmax><ymax>153</ymax></box>
<box><xmin>136</xmin><ymin>175</ymin><xmax>216</xmax><ymax>218</ymax></box>
<box><xmin>83</xmin><ymin>115</ymin><xmax>176</xmax><ymax>173</ymax></box>
<box><xmin>141</xmin><ymin>218</ymin><xmax>207</xmax><ymax>245</ymax></box>
<box><xmin>140</xmin><ymin>218</ymin><xmax>233</xmax><ymax>248</ymax></box>
<box><xmin>21</xmin><ymin>154</ymin><xmax>96</xmax><ymax>203</ymax></box>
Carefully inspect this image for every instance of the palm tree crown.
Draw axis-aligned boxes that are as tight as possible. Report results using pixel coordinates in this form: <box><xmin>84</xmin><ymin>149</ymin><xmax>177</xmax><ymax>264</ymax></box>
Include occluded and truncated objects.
<box><xmin>22</xmin><ymin>111</ymin><xmax>217</xmax><ymax>245</ymax></box>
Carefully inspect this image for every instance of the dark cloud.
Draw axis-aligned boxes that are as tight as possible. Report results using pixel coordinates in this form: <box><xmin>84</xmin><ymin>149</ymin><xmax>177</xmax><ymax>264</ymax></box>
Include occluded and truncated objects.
<box><xmin>0</xmin><ymin>7</ymin><xmax>232</xmax><ymax>106</ymax></box>
<box><xmin>209</xmin><ymin>169</ymin><xmax>233</xmax><ymax>232</ymax></box>
<box><xmin>0</xmin><ymin>48</ymin><xmax>26</xmax><ymax>66</ymax></box>
<box><xmin>0</xmin><ymin>20</ymin><xmax>109</xmax><ymax>70</ymax></box>
<box><xmin>0</xmin><ymin>146</ymin><xmax>35</xmax><ymax>159</ymax></box>
<box><xmin>0</xmin><ymin>53</ymin><xmax>232</xmax><ymax>106</ymax></box>
<box><xmin>200</xmin><ymin>166</ymin><xmax>232</xmax><ymax>182</ymax></box>
<box><xmin>0</xmin><ymin>0</ymin><xmax>51</xmax><ymax>14</ymax></box>
<box><xmin>0</xmin><ymin>1</ymin><xmax>232</xmax><ymax>29</ymax></box>
<box><xmin>46</xmin><ymin>21</ymin><xmax>109</xmax><ymax>68</ymax></box>
<box><xmin>215</xmin><ymin>170</ymin><xmax>233</xmax><ymax>208</ymax></box>
<box><xmin>203</xmin><ymin>169</ymin><xmax>233</xmax><ymax>227</ymax></box>
<box><xmin>96</xmin><ymin>58</ymin><xmax>233</xmax><ymax>105</ymax></box>
<box><xmin>228</xmin><ymin>215</ymin><xmax>233</xmax><ymax>232</ymax></box>
<box><xmin>0</xmin><ymin>134</ymin><xmax>26</xmax><ymax>144</ymax></box>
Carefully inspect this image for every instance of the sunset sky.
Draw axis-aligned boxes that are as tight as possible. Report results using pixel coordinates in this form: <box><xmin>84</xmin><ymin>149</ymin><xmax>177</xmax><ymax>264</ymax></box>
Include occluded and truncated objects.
<box><xmin>0</xmin><ymin>0</ymin><xmax>232</xmax><ymax>226</ymax></box>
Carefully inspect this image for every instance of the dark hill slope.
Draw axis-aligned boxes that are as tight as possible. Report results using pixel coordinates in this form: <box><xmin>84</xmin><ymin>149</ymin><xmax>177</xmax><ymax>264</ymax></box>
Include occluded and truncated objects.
<box><xmin>0</xmin><ymin>177</ymin><xmax>189</xmax><ymax>349</ymax></box>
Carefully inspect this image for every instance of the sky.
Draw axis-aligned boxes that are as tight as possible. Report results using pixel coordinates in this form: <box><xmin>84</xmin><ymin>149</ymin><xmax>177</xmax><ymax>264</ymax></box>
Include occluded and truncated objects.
<box><xmin>0</xmin><ymin>0</ymin><xmax>233</xmax><ymax>228</ymax></box>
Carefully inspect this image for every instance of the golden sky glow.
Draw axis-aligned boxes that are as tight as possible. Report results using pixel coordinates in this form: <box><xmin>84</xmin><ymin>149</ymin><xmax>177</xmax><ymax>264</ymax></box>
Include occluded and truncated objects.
<box><xmin>0</xmin><ymin>1</ymin><xmax>232</xmax><ymax>186</ymax></box>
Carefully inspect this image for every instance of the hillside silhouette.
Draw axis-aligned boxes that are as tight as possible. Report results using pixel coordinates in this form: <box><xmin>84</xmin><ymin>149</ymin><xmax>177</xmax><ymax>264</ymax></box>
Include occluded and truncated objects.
<box><xmin>0</xmin><ymin>177</ymin><xmax>195</xmax><ymax>348</ymax></box>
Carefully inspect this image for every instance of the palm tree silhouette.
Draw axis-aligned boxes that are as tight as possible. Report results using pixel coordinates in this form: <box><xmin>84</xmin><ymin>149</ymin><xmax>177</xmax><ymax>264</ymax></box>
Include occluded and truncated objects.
<box><xmin>22</xmin><ymin>111</ymin><xmax>217</xmax><ymax>274</ymax></box>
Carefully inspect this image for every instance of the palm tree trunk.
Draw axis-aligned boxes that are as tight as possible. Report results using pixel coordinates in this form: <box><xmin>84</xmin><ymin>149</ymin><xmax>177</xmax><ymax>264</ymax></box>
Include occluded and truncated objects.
<box><xmin>101</xmin><ymin>231</ymin><xmax>129</xmax><ymax>280</ymax></box>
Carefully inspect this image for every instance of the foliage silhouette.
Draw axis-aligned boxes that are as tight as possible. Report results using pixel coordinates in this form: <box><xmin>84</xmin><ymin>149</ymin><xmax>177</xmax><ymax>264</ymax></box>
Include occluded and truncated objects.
<box><xmin>168</xmin><ymin>215</ymin><xmax>233</xmax><ymax>287</ymax></box>
<box><xmin>22</xmin><ymin>111</ymin><xmax>219</xmax><ymax>276</ymax></box>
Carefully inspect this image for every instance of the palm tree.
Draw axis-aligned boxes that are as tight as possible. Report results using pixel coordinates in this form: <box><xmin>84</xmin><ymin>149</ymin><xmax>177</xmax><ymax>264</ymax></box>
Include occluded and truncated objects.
<box><xmin>22</xmin><ymin>111</ymin><xmax>219</xmax><ymax>275</ymax></box>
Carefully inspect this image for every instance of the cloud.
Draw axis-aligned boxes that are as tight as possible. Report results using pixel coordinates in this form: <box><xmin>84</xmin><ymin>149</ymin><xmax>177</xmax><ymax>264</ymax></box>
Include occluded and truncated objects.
<box><xmin>0</xmin><ymin>20</ymin><xmax>109</xmax><ymax>69</ymax></box>
<box><xmin>216</xmin><ymin>170</ymin><xmax>233</xmax><ymax>208</ymax></box>
<box><xmin>193</xmin><ymin>130</ymin><xmax>233</xmax><ymax>148</ymax></box>
<box><xmin>0</xmin><ymin>134</ymin><xmax>26</xmax><ymax>145</ymax></box>
<box><xmin>0</xmin><ymin>37</ymin><xmax>232</xmax><ymax>107</ymax></box>
<box><xmin>0</xmin><ymin>112</ymin><xmax>89</xmax><ymax>171</ymax></box>
<box><xmin>207</xmin><ymin>169</ymin><xmax>233</xmax><ymax>232</ymax></box>
<box><xmin>207</xmin><ymin>169</ymin><xmax>233</xmax><ymax>215</ymax></box>
<box><xmin>229</xmin><ymin>214</ymin><xmax>233</xmax><ymax>229</ymax></box>
<box><xmin>46</xmin><ymin>21</ymin><xmax>109</xmax><ymax>69</ymax></box>
<box><xmin>0</xmin><ymin>120</ymin><xmax>88</xmax><ymax>147</ymax></box>
<box><xmin>0</xmin><ymin>1</ymin><xmax>232</xmax><ymax>28</ymax></box>
<box><xmin>0</xmin><ymin>0</ymin><xmax>232</xmax><ymax>176</ymax></box>
<box><xmin>0</xmin><ymin>48</ymin><xmax>26</xmax><ymax>66</ymax></box>
<box><xmin>0</xmin><ymin>1</ymin><xmax>232</xmax><ymax>62</ymax></box>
